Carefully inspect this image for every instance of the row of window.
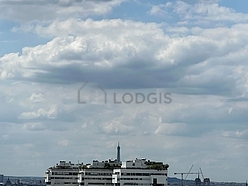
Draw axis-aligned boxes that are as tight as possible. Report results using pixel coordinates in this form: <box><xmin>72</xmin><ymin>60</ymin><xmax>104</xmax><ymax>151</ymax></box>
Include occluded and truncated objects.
<box><xmin>118</xmin><ymin>173</ymin><xmax>167</xmax><ymax>176</ymax></box>
<box><xmin>79</xmin><ymin>183</ymin><xmax>113</xmax><ymax>186</ymax></box>
<box><xmin>123</xmin><ymin>183</ymin><xmax>150</xmax><ymax>185</ymax></box>
<box><xmin>53</xmin><ymin>182</ymin><xmax>78</xmax><ymax>184</ymax></box>
<box><xmin>52</xmin><ymin>172</ymin><xmax>78</xmax><ymax>175</ymax></box>
<box><xmin>51</xmin><ymin>177</ymin><xmax>78</xmax><ymax>179</ymax></box>
<box><xmin>80</xmin><ymin>182</ymin><xmax>115</xmax><ymax>185</ymax></box>
<box><xmin>87</xmin><ymin>183</ymin><xmax>113</xmax><ymax>185</ymax></box>
<box><xmin>120</xmin><ymin>178</ymin><xmax>150</xmax><ymax>181</ymax></box>
<box><xmin>84</xmin><ymin>172</ymin><xmax>112</xmax><ymax>176</ymax></box>
<box><xmin>51</xmin><ymin>172</ymin><xmax>167</xmax><ymax>176</ymax></box>
<box><xmin>83</xmin><ymin>178</ymin><xmax>112</xmax><ymax>180</ymax></box>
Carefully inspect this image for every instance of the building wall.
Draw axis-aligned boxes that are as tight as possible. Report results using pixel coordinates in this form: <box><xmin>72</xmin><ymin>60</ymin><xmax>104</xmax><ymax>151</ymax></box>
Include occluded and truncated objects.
<box><xmin>121</xmin><ymin>159</ymin><xmax>148</xmax><ymax>169</ymax></box>
<box><xmin>45</xmin><ymin>168</ymin><xmax>79</xmax><ymax>186</ymax></box>
<box><xmin>45</xmin><ymin>160</ymin><xmax>83</xmax><ymax>186</ymax></box>
<box><xmin>112</xmin><ymin>168</ymin><xmax>168</xmax><ymax>186</ymax></box>
<box><xmin>0</xmin><ymin>175</ymin><xmax>3</xmax><ymax>185</ymax></box>
<box><xmin>79</xmin><ymin>169</ymin><xmax>113</xmax><ymax>186</ymax></box>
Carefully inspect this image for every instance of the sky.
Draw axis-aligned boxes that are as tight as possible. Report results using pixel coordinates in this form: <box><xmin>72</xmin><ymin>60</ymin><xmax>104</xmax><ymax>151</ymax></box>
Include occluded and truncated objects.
<box><xmin>0</xmin><ymin>0</ymin><xmax>248</xmax><ymax>183</ymax></box>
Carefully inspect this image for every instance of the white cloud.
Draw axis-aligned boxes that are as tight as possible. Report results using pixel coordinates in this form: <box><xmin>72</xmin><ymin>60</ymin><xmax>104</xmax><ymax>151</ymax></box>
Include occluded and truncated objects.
<box><xmin>99</xmin><ymin>114</ymin><xmax>146</xmax><ymax>135</ymax></box>
<box><xmin>155</xmin><ymin>123</ymin><xmax>188</xmax><ymax>135</ymax></box>
<box><xmin>0</xmin><ymin>0</ymin><xmax>123</xmax><ymax>22</ymax></box>
<box><xmin>58</xmin><ymin>139</ymin><xmax>69</xmax><ymax>146</ymax></box>
<box><xmin>23</xmin><ymin>122</ymin><xmax>46</xmax><ymax>131</ymax></box>
<box><xmin>149</xmin><ymin>0</ymin><xmax>248</xmax><ymax>25</ymax></box>
<box><xmin>148</xmin><ymin>2</ymin><xmax>172</xmax><ymax>16</ymax></box>
<box><xmin>191</xmin><ymin>2</ymin><xmax>248</xmax><ymax>22</ymax></box>
<box><xmin>222</xmin><ymin>129</ymin><xmax>248</xmax><ymax>139</ymax></box>
<box><xmin>19</xmin><ymin>106</ymin><xmax>58</xmax><ymax>119</ymax></box>
<box><xmin>29</xmin><ymin>93</ymin><xmax>46</xmax><ymax>103</ymax></box>
<box><xmin>1</xmin><ymin>18</ymin><xmax>248</xmax><ymax>97</ymax></box>
<box><xmin>0</xmin><ymin>81</ymin><xmax>247</xmax><ymax>181</ymax></box>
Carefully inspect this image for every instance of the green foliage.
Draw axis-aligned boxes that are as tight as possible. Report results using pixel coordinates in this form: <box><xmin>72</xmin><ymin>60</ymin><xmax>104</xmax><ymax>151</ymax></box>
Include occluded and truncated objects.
<box><xmin>79</xmin><ymin>165</ymin><xmax>88</xmax><ymax>170</ymax></box>
<box><xmin>104</xmin><ymin>163</ymin><xmax>121</xmax><ymax>169</ymax></box>
<box><xmin>145</xmin><ymin>161</ymin><xmax>169</xmax><ymax>170</ymax></box>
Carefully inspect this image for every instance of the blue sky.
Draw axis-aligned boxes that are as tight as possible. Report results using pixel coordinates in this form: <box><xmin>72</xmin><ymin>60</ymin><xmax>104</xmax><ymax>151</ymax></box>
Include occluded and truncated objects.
<box><xmin>0</xmin><ymin>0</ymin><xmax>248</xmax><ymax>183</ymax></box>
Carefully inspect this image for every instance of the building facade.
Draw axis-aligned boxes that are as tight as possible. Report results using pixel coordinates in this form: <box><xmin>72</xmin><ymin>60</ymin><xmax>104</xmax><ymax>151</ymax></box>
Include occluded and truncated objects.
<box><xmin>78</xmin><ymin>168</ymin><xmax>113</xmax><ymax>186</ymax></box>
<box><xmin>78</xmin><ymin>159</ymin><xmax>120</xmax><ymax>186</ymax></box>
<box><xmin>112</xmin><ymin>159</ymin><xmax>168</xmax><ymax>186</ymax></box>
<box><xmin>45</xmin><ymin>161</ymin><xmax>82</xmax><ymax>186</ymax></box>
<box><xmin>45</xmin><ymin>159</ymin><xmax>168</xmax><ymax>186</ymax></box>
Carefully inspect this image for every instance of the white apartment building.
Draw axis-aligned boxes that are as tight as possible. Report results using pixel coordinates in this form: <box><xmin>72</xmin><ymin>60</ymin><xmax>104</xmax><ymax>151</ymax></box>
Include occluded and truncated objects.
<box><xmin>112</xmin><ymin>159</ymin><xmax>168</xmax><ymax>186</ymax></box>
<box><xmin>45</xmin><ymin>161</ymin><xmax>82</xmax><ymax>186</ymax></box>
<box><xmin>45</xmin><ymin>144</ymin><xmax>169</xmax><ymax>186</ymax></box>
<box><xmin>78</xmin><ymin>159</ymin><xmax>120</xmax><ymax>186</ymax></box>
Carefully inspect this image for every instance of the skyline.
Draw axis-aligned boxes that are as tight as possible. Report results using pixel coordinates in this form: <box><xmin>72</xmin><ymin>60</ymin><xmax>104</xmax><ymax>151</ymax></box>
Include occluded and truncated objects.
<box><xmin>0</xmin><ymin>0</ymin><xmax>248</xmax><ymax>182</ymax></box>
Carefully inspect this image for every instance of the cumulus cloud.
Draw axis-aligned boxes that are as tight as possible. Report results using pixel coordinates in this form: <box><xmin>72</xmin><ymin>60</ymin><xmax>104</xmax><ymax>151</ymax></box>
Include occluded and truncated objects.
<box><xmin>99</xmin><ymin>114</ymin><xmax>141</xmax><ymax>135</ymax></box>
<box><xmin>1</xmin><ymin>18</ymin><xmax>248</xmax><ymax>97</ymax></box>
<box><xmin>0</xmin><ymin>0</ymin><xmax>123</xmax><ymax>22</ymax></box>
<box><xmin>148</xmin><ymin>2</ymin><xmax>172</xmax><ymax>16</ymax></box>
<box><xmin>19</xmin><ymin>106</ymin><xmax>58</xmax><ymax>119</ymax></box>
<box><xmin>149</xmin><ymin>0</ymin><xmax>248</xmax><ymax>25</ymax></box>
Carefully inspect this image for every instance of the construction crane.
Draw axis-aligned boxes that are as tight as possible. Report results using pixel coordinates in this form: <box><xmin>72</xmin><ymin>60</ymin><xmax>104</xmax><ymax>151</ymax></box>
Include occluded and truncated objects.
<box><xmin>174</xmin><ymin>165</ymin><xmax>198</xmax><ymax>186</ymax></box>
<box><xmin>174</xmin><ymin>172</ymin><xmax>199</xmax><ymax>186</ymax></box>
<box><xmin>199</xmin><ymin>168</ymin><xmax>204</xmax><ymax>180</ymax></box>
<box><xmin>185</xmin><ymin>165</ymin><xmax>194</xmax><ymax>180</ymax></box>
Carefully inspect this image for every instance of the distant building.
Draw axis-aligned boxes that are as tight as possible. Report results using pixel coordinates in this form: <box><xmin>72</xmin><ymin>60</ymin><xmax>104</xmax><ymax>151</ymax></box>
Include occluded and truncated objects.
<box><xmin>5</xmin><ymin>178</ymin><xmax>12</xmax><ymax>186</ymax></box>
<box><xmin>195</xmin><ymin>176</ymin><xmax>210</xmax><ymax>186</ymax></box>
<box><xmin>203</xmin><ymin>178</ymin><xmax>210</xmax><ymax>186</ymax></box>
<box><xmin>195</xmin><ymin>177</ymin><xmax>201</xmax><ymax>186</ymax></box>
<box><xmin>0</xmin><ymin>175</ymin><xmax>3</xmax><ymax>186</ymax></box>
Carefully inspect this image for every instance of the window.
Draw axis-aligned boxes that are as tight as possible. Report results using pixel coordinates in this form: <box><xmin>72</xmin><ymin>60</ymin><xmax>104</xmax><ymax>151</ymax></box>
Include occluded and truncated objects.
<box><xmin>153</xmin><ymin>178</ymin><xmax>157</xmax><ymax>186</ymax></box>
